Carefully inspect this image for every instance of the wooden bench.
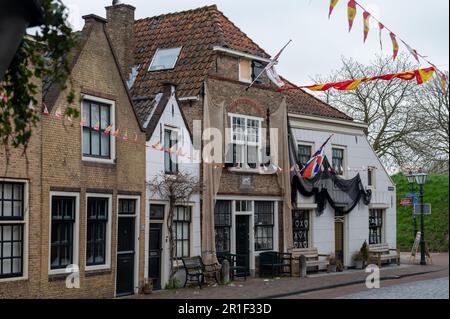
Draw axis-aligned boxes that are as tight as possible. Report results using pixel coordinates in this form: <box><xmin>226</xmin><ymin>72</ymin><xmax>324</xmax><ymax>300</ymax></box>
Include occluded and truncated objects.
<box><xmin>181</xmin><ymin>256</ymin><xmax>221</xmax><ymax>289</ymax></box>
<box><xmin>368</xmin><ymin>243</ymin><xmax>400</xmax><ymax>268</ymax></box>
<box><xmin>217</xmin><ymin>253</ymin><xmax>248</xmax><ymax>281</ymax></box>
<box><xmin>259</xmin><ymin>252</ymin><xmax>292</xmax><ymax>278</ymax></box>
<box><xmin>289</xmin><ymin>248</ymin><xmax>330</xmax><ymax>274</ymax></box>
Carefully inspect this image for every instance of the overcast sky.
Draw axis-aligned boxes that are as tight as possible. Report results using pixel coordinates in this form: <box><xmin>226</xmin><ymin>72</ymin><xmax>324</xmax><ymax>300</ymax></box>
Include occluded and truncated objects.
<box><xmin>63</xmin><ymin>0</ymin><xmax>449</xmax><ymax>85</ymax></box>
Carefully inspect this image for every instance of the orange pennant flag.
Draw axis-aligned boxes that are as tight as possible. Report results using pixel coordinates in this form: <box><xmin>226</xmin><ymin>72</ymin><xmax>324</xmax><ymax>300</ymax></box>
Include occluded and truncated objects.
<box><xmin>440</xmin><ymin>73</ymin><xmax>448</xmax><ymax>93</ymax></box>
<box><xmin>347</xmin><ymin>0</ymin><xmax>357</xmax><ymax>32</ymax></box>
<box><xmin>363</xmin><ymin>11</ymin><xmax>370</xmax><ymax>43</ymax></box>
<box><xmin>390</xmin><ymin>32</ymin><xmax>399</xmax><ymax>60</ymax></box>
<box><xmin>104</xmin><ymin>124</ymin><xmax>113</xmax><ymax>134</ymax></box>
<box><xmin>415</xmin><ymin>68</ymin><xmax>436</xmax><ymax>85</ymax></box>
<box><xmin>329</xmin><ymin>0</ymin><xmax>339</xmax><ymax>19</ymax></box>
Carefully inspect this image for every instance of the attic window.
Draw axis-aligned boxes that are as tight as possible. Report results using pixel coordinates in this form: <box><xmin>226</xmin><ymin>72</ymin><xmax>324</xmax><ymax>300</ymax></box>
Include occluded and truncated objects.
<box><xmin>148</xmin><ymin>47</ymin><xmax>182</xmax><ymax>71</ymax></box>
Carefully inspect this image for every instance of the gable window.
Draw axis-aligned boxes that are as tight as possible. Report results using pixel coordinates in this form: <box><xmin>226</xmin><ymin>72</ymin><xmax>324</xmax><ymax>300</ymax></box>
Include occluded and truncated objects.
<box><xmin>164</xmin><ymin>128</ymin><xmax>178</xmax><ymax>174</ymax></box>
<box><xmin>239</xmin><ymin>59</ymin><xmax>265</xmax><ymax>83</ymax></box>
<box><xmin>254</xmin><ymin>201</ymin><xmax>274</xmax><ymax>251</ymax></box>
<box><xmin>368</xmin><ymin>167</ymin><xmax>376</xmax><ymax>188</ymax></box>
<box><xmin>293</xmin><ymin>210</ymin><xmax>310</xmax><ymax>249</ymax></box>
<box><xmin>229</xmin><ymin>114</ymin><xmax>263</xmax><ymax>169</ymax></box>
<box><xmin>298</xmin><ymin>144</ymin><xmax>312</xmax><ymax>168</ymax></box>
<box><xmin>332</xmin><ymin>147</ymin><xmax>345</xmax><ymax>176</ymax></box>
<box><xmin>82</xmin><ymin>98</ymin><xmax>114</xmax><ymax>161</ymax></box>
<box><xmin>0</xmin><ymin>181</ymin><xmax>25</xmax><ymax>279</ymax></box>
<box><xmin>86</xmin><ymin>196</ymin><xmax>111</xmax><ymax>268</ymax></box>
<box><xmin>369</xmin><ymin>209</ymin><xmax>383</xmax><ymax>244</ymax></box>
<box><xmin>148</xmin><ymin>47</ymin><xmax>182</xmax><ymax>71</ymax></box>
<box><xmin>50</xmin><ymin>195</ymin><xmax>78</xmax><ymax>271</ymax></box>
<box><xmin>252</xmin><ymin>61</ymin><xmax>264</xmax><ymax>84</ymax></box>
<box><xmin>214</xmin><ymin>200</ymin><xmax>231</xmax><ymax>254</ymax></box>
<box><xmin>173</xmin><ymin>206</ymin><xmax>191</xmax><ymax>259</ymax></box>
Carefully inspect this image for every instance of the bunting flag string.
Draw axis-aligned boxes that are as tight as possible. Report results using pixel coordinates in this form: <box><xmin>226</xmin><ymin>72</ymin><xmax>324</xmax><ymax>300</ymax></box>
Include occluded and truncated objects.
<box><xmin>277</xmin><ymin>67</ymin><xmax>436</xmax><ymax>92</ymax></box>
<box><xmin>327</xmin><ymin>0</ymin><xmax>447</xmax><ymax>89</ymax></box>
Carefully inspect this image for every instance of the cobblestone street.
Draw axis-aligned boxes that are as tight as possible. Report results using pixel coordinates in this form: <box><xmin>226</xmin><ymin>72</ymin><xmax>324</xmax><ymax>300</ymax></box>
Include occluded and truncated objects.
<box><xmin>338</xmin><ymin>277</ymin><xmax>449</xmax><ymax>299</ymax></box>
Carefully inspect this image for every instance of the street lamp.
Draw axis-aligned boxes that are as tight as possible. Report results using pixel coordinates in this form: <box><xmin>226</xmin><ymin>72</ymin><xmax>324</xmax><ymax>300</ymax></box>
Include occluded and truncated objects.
<box><xmin>405</xmin><ymin>171</ymin><xmax>417</xmax><ymax>238</ymax></box>
<box><xmin>414</xmin><ymin>169</ymin><xmax>428</xmax><ymax>266</ymax></box>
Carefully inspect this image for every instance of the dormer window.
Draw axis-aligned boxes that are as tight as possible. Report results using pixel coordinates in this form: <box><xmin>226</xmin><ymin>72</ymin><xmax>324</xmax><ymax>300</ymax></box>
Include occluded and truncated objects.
<box><xmin>239</xmin><ymin>58</ymin><xmax>265</xmax><ymax>84</ymax></box>
<box><xmin>148</xmin><ymin>47</ymin><xmax>182</xmax><ymax>71</ymax></box>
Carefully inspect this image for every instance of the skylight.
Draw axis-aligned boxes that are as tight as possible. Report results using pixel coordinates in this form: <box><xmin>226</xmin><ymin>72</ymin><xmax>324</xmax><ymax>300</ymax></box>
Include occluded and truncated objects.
<box><xmin>148</xmin><ymin>47</ymin><xmax>182</xmax><ymax>71</ymax></box>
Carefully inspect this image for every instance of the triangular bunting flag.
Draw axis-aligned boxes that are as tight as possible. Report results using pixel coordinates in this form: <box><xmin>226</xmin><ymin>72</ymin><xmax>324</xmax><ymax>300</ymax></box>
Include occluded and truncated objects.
<box><xmin>378</xmin><ymin>23</ymin><xmax>384</xmax><ymax>50</ymax></box>
<box><xmin>390</xmin><ymin>32</ymin><xmax>399</xmax><ymax>60</ymax></box>
<box><xmin>55</xmin><ymin>106</ymin><xmax>62</xmax><ymax>119</ymax></box>
<box><xmin>347</xmin><ymin>0</ymin><xmax>357</xmax><ymax>32</ymax></box>
<box><xmin>363</xmin><ymin>11</ymin><xmax>370</xmax><ymax>43</ymax></box>
<box><xmin>329</xmin><ymin>0</ymin><xmax>339</xmax><ymax>19</ymax></box>
<box><xmin>104</xmin><ymin>124</ymin><xmax>113</xmax><ymax>134</ymax></box>
<box><xmin>93</xmin><ymin>121</ymin><xmax>100</xmax><ymax>131</ymax></box>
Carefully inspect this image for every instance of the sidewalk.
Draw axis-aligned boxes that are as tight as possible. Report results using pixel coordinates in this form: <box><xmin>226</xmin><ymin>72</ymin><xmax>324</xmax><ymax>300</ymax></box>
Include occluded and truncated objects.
<box><xmin>130</xmin><ymin>253</ymin><xmax>449</xmax><ymax>299</ymax></box>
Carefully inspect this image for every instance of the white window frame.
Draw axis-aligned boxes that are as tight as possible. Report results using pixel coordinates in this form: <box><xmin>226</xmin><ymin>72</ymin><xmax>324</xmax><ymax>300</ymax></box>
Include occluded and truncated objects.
<box><xmin>115</xmin><ymin>195</ymin><xmax>141</xmax><ymax>296</ymax></box>
<box><xmin>228</xmin><ymin>113</ymin><xmax>264</xmax><ymax>169</ymax></box>
<box><xmin>81</xmin><ymin>94</ymin><xmax>116</xmax><ymax>164</ymax></box>
<box><xmin>331</xmin><ymin>145</ymin><xmax>348</xmax><ymax>177</ymax></box>
<box><xmin>367</xmin><ymin>166</ymin><xmax>377</xmax><ymax>189</ymax></box>
<box><xmin>48</xmin><ymin>191</ymin><xmax>80</xmax><ymax>276</ymax></box>
<box><xmin>148</xmin><ymin>47</ymin><xmax>182</xmax><ymax>72</ymax></box>
<box><xmin>164</xmin><ymin>126</ymin><xmax>180</xmax><ymax>175</ymax></box>
<box><xmin>0</xmin><ymin>179</ymin><xmax>29</xmax><ymax>283</ymax></box>
<box><xmin>85</xmin><ymin>193</ymin><xmax>113</xmax><ymax>272</ymax></box>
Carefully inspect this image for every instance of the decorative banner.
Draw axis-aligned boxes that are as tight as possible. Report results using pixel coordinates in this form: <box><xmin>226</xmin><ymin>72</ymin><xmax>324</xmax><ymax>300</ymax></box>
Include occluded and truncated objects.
<box><xmin>402</xmin><ymin>41</ymin><xmax>420</xmax><ymax>63</ymax></box>
<box><xmin>363</xmin><ymin>11</ymin><xmax>370</xmax><ymax>43</ymax></box>
<box><xmin>347</xmin><ymin>0</ymin><xmax>357</xmax><ymax>32</ymax></box>
<box><xmin>378</xmin><ymin>22</ymin><xmax>384</xmax><ymax>50</ymax></box>
<box><xmin>329</xmin><ymin>0</ymin><xmax>339</xmax><ymax>19</ymax></box>
<box><xmin>390</xmin><ymin>32</ymin><xmax>399</xmax><ymax>60</ymax></box>
<box><xmin>277</xmin><ymin>67</ymin><xmax>436</xmax><ymax>92</ymax></box>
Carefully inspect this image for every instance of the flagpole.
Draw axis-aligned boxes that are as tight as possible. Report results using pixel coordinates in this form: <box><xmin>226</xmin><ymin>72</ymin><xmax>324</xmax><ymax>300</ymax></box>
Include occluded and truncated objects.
<box><xmin>245</xmin><ymin>40</ymin><xmax>292</xmax><ymax>91</ymax></box>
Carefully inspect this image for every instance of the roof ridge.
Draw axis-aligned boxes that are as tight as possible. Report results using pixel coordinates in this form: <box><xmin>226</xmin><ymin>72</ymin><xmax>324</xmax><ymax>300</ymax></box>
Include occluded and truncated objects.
<box><xmin>135</xmin><ymin>4</ymin><xmax>217</xmax><ymax>23</ymax></box>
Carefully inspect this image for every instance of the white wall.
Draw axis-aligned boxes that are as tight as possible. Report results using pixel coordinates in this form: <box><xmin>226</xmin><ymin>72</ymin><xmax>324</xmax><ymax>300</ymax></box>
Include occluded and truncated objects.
<box><xmin>291</xmin><ymin>118</ymin><xmax>397</xmax><ymax>267</ymax></box>
<box><xmin>144</xmin><ymin>92</ymin><xmax>201</xmax><ymax>288</ymax></box>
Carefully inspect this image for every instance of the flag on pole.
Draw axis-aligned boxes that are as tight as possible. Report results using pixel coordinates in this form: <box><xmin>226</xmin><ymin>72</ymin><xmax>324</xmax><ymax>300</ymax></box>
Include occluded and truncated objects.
<box><xmin>329</xmin><ymin>0</ymin><xmax>339</xmax><ymax>19</ymax></box>
<box><xmin>347</xmin><ymin>0</ymin><xmax>357</xmax><ymax>32</ymax></box>
<box><xmin>300</xmin><ymin>135</ymin><xmax>334</xmax><ymax>178</ymax></box>
<box><xmin>390</xmin><ymin>32</ymin><xmax>399</xmax><ymax>60</ymax></box>
<box><xmin>363</xmin><ymin>11</ymin><xmax>370</xmax><ymax>43</ymax></box>
<box><xmin>378</xmin><ymin>23</ymin><xmax>384</xmax><ymax>50</ymax></box>
<box><xmin>247</xmin><ymin>40</ymin><xmax>291</xmax><ymax>90</ymax></box>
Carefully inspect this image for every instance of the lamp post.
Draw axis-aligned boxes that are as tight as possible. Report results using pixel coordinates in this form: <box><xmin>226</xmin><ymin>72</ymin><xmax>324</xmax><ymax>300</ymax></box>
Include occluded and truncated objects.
<box><xmin>406</xmin><ymin>171</ymin><xmax>417</xmax><ymax>238</ymax></box>
<box><xmin>414</xmin><ymin>170</ymin><xmax>428</xmax><ymax>266</ymax></box>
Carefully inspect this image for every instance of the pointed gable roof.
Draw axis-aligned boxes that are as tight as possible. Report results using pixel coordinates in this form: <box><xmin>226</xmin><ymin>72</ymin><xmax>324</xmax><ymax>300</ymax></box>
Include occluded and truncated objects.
<box><xmin>131</xmin><ymin>5</ymin><xmax>269</xmax><ymax>99</ymax></box>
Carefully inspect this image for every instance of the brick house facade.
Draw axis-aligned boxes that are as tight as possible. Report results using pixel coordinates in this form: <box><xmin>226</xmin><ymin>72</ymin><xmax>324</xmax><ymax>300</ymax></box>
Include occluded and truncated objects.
<box><xmin>0</xmin><ymin>8</ymin><xmax>146</xmax><ymax>298</ymax></box>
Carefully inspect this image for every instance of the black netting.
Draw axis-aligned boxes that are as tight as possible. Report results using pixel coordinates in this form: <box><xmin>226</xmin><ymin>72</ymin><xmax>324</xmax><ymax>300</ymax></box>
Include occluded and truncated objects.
<box><xmin>289</xmin><ymin>125</ymin><xmax>372</xmax><ymax>216</ymax></box>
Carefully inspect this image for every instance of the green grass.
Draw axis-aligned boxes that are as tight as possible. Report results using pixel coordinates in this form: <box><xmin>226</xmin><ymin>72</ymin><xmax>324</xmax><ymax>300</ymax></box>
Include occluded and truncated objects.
<box><xmin>392</xmin><ymin>173</ymin><xmax>449</xmax><ymax>252</ymax></box>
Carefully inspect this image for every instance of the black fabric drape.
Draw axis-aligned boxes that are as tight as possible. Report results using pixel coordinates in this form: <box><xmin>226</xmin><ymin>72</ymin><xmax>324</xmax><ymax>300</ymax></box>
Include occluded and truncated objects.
<box><xmin>288</xmin><ymin>124</ymin><xmax>372</xmax><ymax>216</ymax></box>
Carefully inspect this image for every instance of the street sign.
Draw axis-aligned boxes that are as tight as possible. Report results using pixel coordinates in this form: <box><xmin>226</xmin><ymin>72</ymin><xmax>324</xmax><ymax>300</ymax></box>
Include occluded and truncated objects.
<box><xmin>413</xmin><ymin>203</ymin><xmax>432</xmax><ymax>215</ymax></box>
<box><xmin>400</xmin><ymin>198</ymin><xmax>413</xmax><ymax>206</ymax></box>
<box><xmin>405</xmin><ymin>193</ymin><xmax>419</xmax><ymax>198</ymax></box>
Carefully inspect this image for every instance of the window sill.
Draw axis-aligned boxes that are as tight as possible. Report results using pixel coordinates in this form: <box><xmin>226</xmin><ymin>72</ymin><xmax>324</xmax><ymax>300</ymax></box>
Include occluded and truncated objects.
<box><xmin>82</xmin><ymin>160</ymin><xmax>116</xmax><ymax>169</ymax></box>
<box><xmin>227</xmin><ymin>166</ymin><xmax>278</xmax><ymax>175</ymax></box>
<box><xmin>85</xmin><ymin>264</ymin><xmax>110</xmax><ymax>272</ymax></box>
<box><xmin>48</xmin><ymin>273</ymin><xmax>68</xmax><ymax>282</ymax></box>
<box><xmin>0</xmin><ymin>275</ymin><xmax>28</xmax><ymax>283</ymax></box>
<box><xmin>85</xmin><ymin>269</ymin><xmax>112</xmax><ymax>277</ymax></box>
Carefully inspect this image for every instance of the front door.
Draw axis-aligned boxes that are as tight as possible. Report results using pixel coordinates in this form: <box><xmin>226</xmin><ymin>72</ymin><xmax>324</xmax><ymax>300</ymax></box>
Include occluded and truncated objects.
<box><xmin>335</xmin><ymin>219</ymin><xmax>344</xmax><ymax>264</ymax></box>
<box><xmin>116</xmin><ymin>199</ymin><xmax>136</xmax><ymax>296</ymax></box>
<box><xmin>148</xmin><ymin>223</ymin><xmax>163</xmax><ymax>290</ymax></box>
<box><xmin>235</xmin><ymin>215</ymin><xmax>250</xmax><ymax>273</ymax></box>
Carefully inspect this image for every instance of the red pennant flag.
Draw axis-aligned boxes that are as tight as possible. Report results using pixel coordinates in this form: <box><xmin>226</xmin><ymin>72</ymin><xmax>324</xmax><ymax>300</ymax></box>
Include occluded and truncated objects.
<box><xmin>43</xmin><ymin>104</ymin><xmax>50</xmax><ymax>115</ymax></box>
<box><xmin>390</xmin><ymin>32</ymin><xmax>399</xmax><ymax>60</ymax></box>
<box><xmin>347</xmin><ymin>0</ymin><xmax>357</xmax><ymax>32</ymax></box>
<box><xmin>329</xmin><ymin>0</ymin><xmax>339</xmax><ymax>19</ymax></box>
<box><xmin>441</xmin><ymin>73</ymin><xmax>448</xmax><ymax>93</ymax></box>
<box><xmin>363</xmin><ymin>11</ymin><xmax>370</xmax><ymax>43</ymax></box>
<box><xmin>378</xmin><ymin>23</ymin><xmax>385</xmax><ymax>50</ymax></box>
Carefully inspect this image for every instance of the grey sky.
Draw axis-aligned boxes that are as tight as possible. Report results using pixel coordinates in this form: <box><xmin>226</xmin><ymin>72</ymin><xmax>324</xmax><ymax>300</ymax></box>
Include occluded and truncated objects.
<box><xmin>63</xmin><ymin>0</ymin><xmax>449</xmax><ymax>85</ymax></box>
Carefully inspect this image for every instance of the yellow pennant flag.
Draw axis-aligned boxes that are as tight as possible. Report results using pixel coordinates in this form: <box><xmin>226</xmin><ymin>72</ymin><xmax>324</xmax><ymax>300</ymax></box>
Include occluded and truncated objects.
<box><xmin>329</xmin><ymin>0</ymin><xmax>339</xmax><ymax>19</ymax></box>
<box><xmin>347</xmin><ymin>0</ymin><xmax>357</xmax><ymax>32</ymax></box>
<box><xmin>390</xmin><ymin>32</ymin><xmax>399</xmax><ymax>60</ymax></box>
<box><xmin>363</xmin><ymin>11</ymin><xmax>370</xmax><ymax>43</ymax></box>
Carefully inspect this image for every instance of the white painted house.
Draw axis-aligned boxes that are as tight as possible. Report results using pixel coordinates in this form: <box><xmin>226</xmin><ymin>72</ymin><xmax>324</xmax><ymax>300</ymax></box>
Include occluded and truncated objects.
<box><xmin>289</xmin><ymin>113</ymin><xmax>397</xmax><ymax>267</ymax></box>
<box><xmin>133</xmin><ymin>85</ymin><xmax>201</xmax><ymax>289</ymax></box>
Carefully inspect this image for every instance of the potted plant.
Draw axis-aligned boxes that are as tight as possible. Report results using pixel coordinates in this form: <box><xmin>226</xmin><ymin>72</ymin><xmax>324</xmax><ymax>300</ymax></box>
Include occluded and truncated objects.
<box><xmin>352</xmin><ymin>252</ymin><xmax>364</xmax><ymax>269</ymax></box>
<box><xmin>142</xmin><ymin>279</ymin><xmax>153</xmax><ymax>295</ymax></box>
<box><xmin>360</xmin><ymin>241</ymin><xmax>369</xmax><ymax>267</ymax></box>
<box><xmin>328</xmin><ymin>255</ymin><xmax>337</xmax><ymax>272</ymax></box>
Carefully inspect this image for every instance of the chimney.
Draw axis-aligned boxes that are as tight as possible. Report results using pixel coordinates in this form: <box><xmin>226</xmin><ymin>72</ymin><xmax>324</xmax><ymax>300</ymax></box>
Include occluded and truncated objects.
<box><xmin>105</xmin><ymin>1</ymin><xmax>135</xmax><ymax>78</ymax></box>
